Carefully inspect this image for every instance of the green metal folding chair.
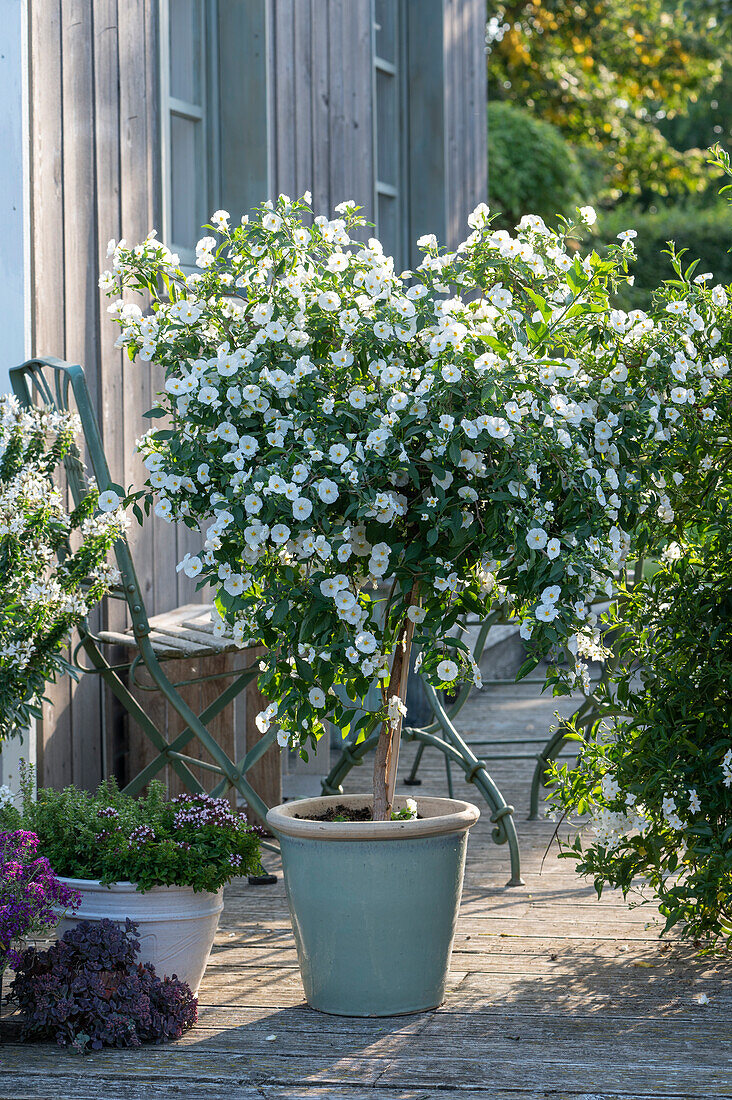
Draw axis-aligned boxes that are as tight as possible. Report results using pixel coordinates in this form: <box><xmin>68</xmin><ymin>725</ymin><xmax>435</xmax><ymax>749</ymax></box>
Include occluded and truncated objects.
<box><xmin>10</xmin><ymin>358</ymin><xmax>279</xmax><ymax>873</ymax></box>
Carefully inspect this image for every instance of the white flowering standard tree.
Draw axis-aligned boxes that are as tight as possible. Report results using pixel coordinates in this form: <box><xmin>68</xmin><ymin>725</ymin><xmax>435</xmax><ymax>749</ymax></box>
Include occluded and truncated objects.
<box><xmin>0</xmin><ymin>396</ymin><xmax>128</xmax><ymax>743</ymax></box>
<box><xmin>103</xmin><ymin>195</ymin><xmax>730</xmax><ymax>821</ymax></box>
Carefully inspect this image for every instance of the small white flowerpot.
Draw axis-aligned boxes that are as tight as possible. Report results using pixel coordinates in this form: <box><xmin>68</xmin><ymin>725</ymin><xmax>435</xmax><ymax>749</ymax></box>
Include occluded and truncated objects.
<box><xmin>54</xmin><ymin>879</ymin><xmax>224</xmax><ymax>994</ymax></box>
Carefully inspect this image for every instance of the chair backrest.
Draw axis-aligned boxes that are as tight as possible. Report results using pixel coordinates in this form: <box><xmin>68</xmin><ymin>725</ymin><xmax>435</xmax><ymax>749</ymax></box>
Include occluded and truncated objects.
<box><xmin>9</xmin><ymin>357</ymin><xmax>152</xmax><ymax>638</ymax></box>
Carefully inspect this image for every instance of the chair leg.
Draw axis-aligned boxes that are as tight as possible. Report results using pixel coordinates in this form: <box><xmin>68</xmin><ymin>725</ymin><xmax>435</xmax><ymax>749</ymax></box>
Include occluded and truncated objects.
<box><xmin>403</xmin><ymin>740</ymin><xmax>425</xmax><ymax>785</ymax></box>
<box><xmin>79</xmin><ymin>634</ymin><xmax>203</xmax><ymax>794</ymax></box>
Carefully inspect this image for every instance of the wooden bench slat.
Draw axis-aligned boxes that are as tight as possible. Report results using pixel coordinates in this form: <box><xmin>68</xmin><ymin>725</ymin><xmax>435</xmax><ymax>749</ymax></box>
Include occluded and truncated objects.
<box><xmin>95</xmin><ymin>630</ymin><xmax>182</xmax><ymax>657</ymax></box>
<box><xmin>150</xmin><ymin>623</ymin><xmax>236</xmax><ymax>653</ymax></box>
<box><xmin>97</xmin><ymin>602</ymin><xmax>259</xmax><ymax>659</ymax></box>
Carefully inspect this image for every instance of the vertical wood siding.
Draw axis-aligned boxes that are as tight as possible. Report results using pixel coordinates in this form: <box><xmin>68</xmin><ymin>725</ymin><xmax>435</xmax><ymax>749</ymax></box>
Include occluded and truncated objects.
<box><xmin>269</xmin><ymin>0</ymin><xmax>375</xmax><ymax>223</ymax></box>
<box><xmin>28</xmin><ymin>0</ymin><xmax>169</xmax><ymax>790</ymax></box>
<box><xmin>444</xmin><ymin>0</ymin><xmax>487</xmax><ymax>247</ymax></box>
<box><xmin>27</xmin><ymin>0</ymin><xmax>487</xmax><ymax>790</ymax></box>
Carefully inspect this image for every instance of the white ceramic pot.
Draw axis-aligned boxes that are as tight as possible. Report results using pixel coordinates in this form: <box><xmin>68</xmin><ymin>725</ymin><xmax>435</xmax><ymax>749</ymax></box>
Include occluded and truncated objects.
<box><xmin>55</xmin><ymin>878</ymin><xmax>224</xmax><ymax>994</ymax></box>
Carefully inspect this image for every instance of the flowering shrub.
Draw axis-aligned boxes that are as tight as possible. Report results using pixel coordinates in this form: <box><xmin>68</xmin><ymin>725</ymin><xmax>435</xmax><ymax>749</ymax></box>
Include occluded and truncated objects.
<box><xmin>550</xmin><ymin>149</ymin><xmax>732</xmax><ymax>947</ymax></box>
<box><xmin>0</xmin><ymin>829</ymin><xmax>79</xmax><ymax>971</ymax></box>
<box><xmin>0</xmin><ymin>766</ymin><xmax>262</xmax><ymax>893</ymax></box>
<box><xmin>0</xmin><ymin>395</ymin><xmax>127</xmax><ymax>743</ymax></box>
<box><xmin>550</xmin><ymin>520</ymin><xmax>732</xmax><ymax>947</ymax></box>
<box><xmin>102</xmin><ymin>194</ymin><xmax>731</xmax><ymax>816</ymax></box>
<box><xmin>11</xmin><ymin>918</ymin><xmax>197</xmax><ymax>1051</ymax></box>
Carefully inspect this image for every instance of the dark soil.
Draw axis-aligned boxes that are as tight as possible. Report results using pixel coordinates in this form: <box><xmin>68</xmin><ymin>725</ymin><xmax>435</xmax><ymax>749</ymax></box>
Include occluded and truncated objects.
<box><xmin>294</xmin><ymin>804</ymin><xmax>372</xmax><ymax>822</ymax></box>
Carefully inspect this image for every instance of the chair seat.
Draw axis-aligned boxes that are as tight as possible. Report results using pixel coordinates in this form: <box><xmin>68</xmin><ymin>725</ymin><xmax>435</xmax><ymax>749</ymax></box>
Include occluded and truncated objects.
<box><xmin>97</xmin><ymin>603</ymin><xmax>243</xmax><ymax>658</ymax></box>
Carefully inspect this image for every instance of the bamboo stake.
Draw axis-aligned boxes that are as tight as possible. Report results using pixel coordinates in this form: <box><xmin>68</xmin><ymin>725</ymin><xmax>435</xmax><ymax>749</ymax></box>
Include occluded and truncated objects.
<box><xmin>372</xmin><ymin>583</ymin><xmax>419</xmax><ymax>820</ymax></box>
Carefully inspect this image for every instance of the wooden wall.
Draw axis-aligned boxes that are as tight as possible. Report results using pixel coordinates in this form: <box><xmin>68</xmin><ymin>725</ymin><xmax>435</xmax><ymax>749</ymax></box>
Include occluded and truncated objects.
<box><xmin>267</xmin><ymin>0</ymin><xmax>487</xmax><ymax>246</ymax></box>
<box><xmin>28</xmin><ymin>0</ymin><xmax>201</xmax><ymax>790</ymax></box>
<box><xmin>267</xmin><ymin>0</ymin><xmax>376</xmax><ymax>224</ymax></box>
<box><xmin>27</xmin><ymin>0</ymin><xmax>487</xmax><ymax>791</ymax></box>
<box><xmin>443</xmin><ymin>0</ymin><xmax>488</xmax><ymax>247</ymax></box>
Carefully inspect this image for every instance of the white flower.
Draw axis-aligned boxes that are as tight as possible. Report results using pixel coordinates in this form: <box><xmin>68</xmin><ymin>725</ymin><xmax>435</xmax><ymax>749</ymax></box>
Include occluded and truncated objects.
<box><xmin>244</xmin><ymin>493</ymin><xmax>263</xmax><ymax>514</ymax></box>
<box><xmin>546</xmin><ymin>538</ymin><xmax>561</xmax><ymax>560</ymax></box>
<box><xmin>329</xmin><ymin>444</ymin><xmax>349</xmax><ymax>464</ymax></box>
<box><xmin>334</xmin><ymin>589</ymin><xmax>356</xmax><ymax>612</ymax></box>
<box><xmin>224</xmin><ymin>573</ymin><xmax>248</xmax><ymax>596</ymax></box>
<box><xmin>271</xmin><ymin>524</ymin><xmax>291</xmax><ymax>545</ymax></box>
<box><xmin>527</xmin><ymin>527</ymin><xmax>547</xmax><ymax>550</ymax></box>
<box><xmin>317</xmin><ymin>478</ymin><xmax>339</xmax><ymax>503</ymax></box>
<box><xmin>318</xmin><ymin>291</ymin><xmax>341</xmax><ymax>312</ymax></box>
<box><xmin>98</xmin><ymin>489</ymin><xmax>121</xmax><ymax>512</ymax></box>
<box><xmin>437</xmin><ymin>659</ymin><xmax>458</xmax><ymax>682</ymax></box>
<box><xmin>484</xmin><ymin>416</ymin><xmax>511</xmax><ymax>440</ymax></box>
<box><xmin>601</xmin><ymin>774</ymin><xmax>620</xmax><ymax>800</ymax></box>
<box><xmin>355</xmin><ymin>630</ymin><xmax>377</xmax><ymax>654</ymax></box>
<box><xmin>441</xmin><ymin>364</ymin><xmax>462</xmax><ymax>383</ymax></box>
<box><xmin>292</xmin><ymin>497</ymin><xmax>313</xmax><ymax>520</ymax></box>
<box><xmin>211</xmin><ymin>209</ymin><xmax>230</xmax><ymax>230</ymax></box>
<box><xmin>578</xmin><ymin>205</ymin><xmax>597</xmax><ymax>226</ymax></box>
<box><xmin>407</xmin><ymin>606</ymin><xmax>426</xmax><ymax>624</ymax></box>
<box><xmin>308</xmin><ymin>686</ymin><xmax>326</xmax><ymax>708</ymax></box>
<box><xmin>467</xmin><ymin>202</ymin><xmax>490</xmax><ymax>229</ymax></box>
<box><xmin>535</xmin><ymin>603</ymin><xmax>559</xmax><ymax>623</ymax></box>
<box><xmin>176</xmin><ymin>553</ymin><xmax>203</xmax><ymax>578</ymax></box>
<box><xmin>387</xmin><ymin>695</ymin><xmax>408</xmax><ymax>723</ymax></box>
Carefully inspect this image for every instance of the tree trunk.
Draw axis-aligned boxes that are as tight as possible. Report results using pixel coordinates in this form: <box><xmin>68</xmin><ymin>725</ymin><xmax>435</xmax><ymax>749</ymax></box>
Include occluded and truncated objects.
<box><xmin>372</xmin><ymin>584</ymin><xmax>419</xmax><ymax>821</ymax></box>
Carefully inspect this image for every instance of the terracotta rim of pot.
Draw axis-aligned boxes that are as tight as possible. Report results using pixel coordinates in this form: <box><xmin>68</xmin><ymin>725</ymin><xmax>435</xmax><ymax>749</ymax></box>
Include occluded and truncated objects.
<box><xmin>267</xmin><ymin>793</ymin><xmax>480</xmax><ymax>841</ymax></box>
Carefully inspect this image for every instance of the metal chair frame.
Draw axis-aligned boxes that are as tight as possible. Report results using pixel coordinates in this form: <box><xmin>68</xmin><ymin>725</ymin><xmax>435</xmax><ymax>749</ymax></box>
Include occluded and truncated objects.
<box><xmin>10</xmin><ymin>357</ymin><xmax>276</xmax><ymax>830</ymax></box>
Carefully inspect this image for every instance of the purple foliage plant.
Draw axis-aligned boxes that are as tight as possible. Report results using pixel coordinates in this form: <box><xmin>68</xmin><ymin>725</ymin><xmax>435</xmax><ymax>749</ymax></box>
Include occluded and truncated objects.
<box><xmin>11</xmin><ymin>918</ymin><xmax>198</xmax><ymax>1052</ymax></box>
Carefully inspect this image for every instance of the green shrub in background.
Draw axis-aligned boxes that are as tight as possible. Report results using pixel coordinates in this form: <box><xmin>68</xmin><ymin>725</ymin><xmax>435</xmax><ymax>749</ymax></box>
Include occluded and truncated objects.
<box><xmin>592</xmin><ymin>202</ymin><xmax>732</xmax><ymax>310</ymax></box>
<box><xmin>487</xmin><ymin>102</ymin><xmax>588</xmax><ymax>228</ymax></box>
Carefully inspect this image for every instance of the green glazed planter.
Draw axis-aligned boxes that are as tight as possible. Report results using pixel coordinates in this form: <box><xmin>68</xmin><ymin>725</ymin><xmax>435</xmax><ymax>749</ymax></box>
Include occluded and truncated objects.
<box><xmin>266</xmin><ymin>793</ymin><xmax>480</xmax><ymax>1016</ymax></box>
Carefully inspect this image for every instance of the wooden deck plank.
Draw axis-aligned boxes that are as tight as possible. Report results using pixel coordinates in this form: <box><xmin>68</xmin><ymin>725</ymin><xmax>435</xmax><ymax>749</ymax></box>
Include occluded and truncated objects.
<box><xmin>0</xmin><ymin>1088</ymin><xmax>725</xmax><ymax>1100</ymax></box>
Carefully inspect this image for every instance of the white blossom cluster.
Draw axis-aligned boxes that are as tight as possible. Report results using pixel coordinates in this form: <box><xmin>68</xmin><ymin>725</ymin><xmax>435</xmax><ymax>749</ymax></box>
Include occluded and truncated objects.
<box><xmin>591</xmin><ymin>803</ymin><xmax>650</xmax><ymax>853</ymax></box>
<box><xmin>587</xmin><ymin>776</ymin><xmax>705</xmax><ymax>850</ymax></box>
<box><xmin>0</xmin><ymin>396</ymin><xmax>127</xmax><ymax>739</ymax></box>
<box><xmin>722</xmin><ymin>749</ymin><xmax>732</xmax><ymax>788</ymax></box>
<box><xmin>102</xmin><ymin>195</ymin><xmax>731</xmax><ymax>752</ymax></box>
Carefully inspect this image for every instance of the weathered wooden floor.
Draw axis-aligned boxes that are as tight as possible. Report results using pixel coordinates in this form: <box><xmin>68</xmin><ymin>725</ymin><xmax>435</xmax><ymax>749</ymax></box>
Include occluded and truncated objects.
<box><xmin>2</xmin><ymin>683</ymin><xmax>730</xmax><ymax>1099</ymax></box>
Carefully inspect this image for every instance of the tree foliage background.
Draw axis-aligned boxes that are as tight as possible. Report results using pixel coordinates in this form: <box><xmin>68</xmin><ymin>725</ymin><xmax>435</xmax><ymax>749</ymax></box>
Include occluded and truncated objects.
<box><xmin>487</xmin><ymin>0</ymin><xmax>730</xmax><ymax>206</ymax></box>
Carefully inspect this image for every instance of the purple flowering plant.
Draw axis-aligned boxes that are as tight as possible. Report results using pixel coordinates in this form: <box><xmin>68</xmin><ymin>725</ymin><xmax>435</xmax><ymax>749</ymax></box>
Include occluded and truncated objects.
<box><xmin>0</xmin><ymin>829</ymin><xmax>80</xmax><ymax>972</ymax></box>
<box><xmin>0</xmin><ymin>764</ymin><xmax>263</xmax><ymax>894</ymax></box>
